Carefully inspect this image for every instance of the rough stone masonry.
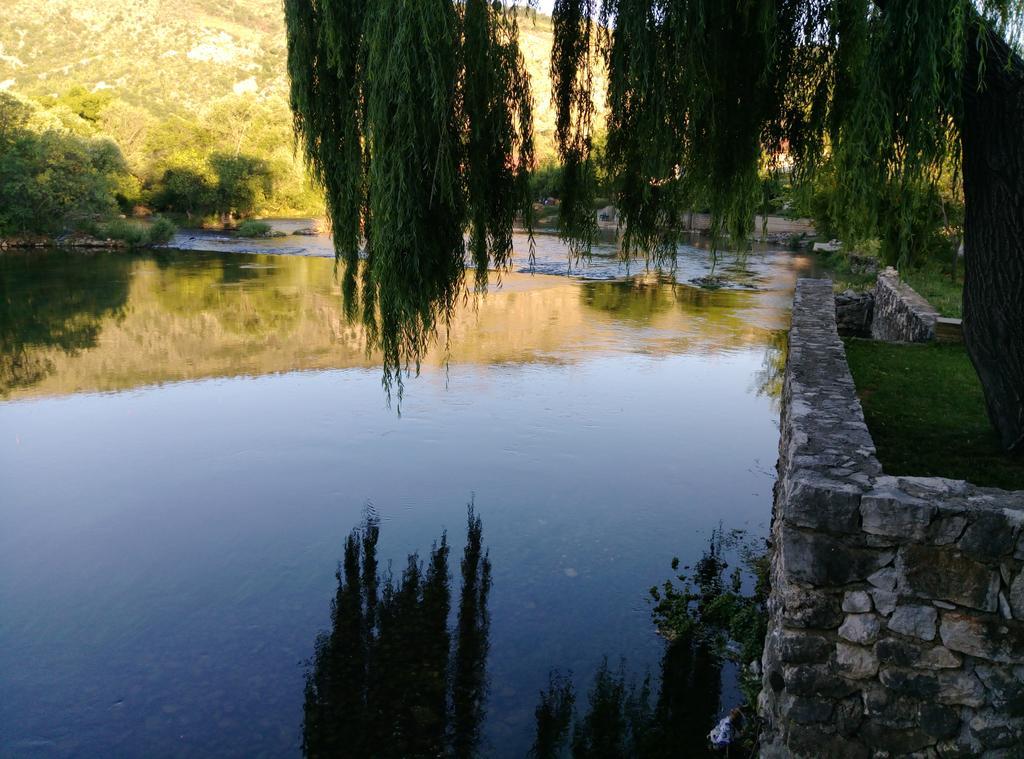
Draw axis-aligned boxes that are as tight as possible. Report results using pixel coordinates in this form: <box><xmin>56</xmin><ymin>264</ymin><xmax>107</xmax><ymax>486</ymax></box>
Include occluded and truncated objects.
<box><xmin>758</xmin><ymin>279</ymin><xmax>1024</xmax><ymax>757</ymax></box>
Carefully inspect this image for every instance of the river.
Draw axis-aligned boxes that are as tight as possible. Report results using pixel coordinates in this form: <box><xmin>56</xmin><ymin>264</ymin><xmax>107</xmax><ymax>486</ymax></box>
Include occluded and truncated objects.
<box><xmin>0</xmin><ymin>224</ymin><xmax>814</xmax><ymax>756</ymax></box>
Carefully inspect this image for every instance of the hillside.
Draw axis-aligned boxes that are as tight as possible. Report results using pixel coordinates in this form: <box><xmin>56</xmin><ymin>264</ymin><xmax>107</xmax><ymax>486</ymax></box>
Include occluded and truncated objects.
<box><xmin>0</xmin><ymin>1</ymin><xmax>595</xmax><ymax>163</ymax></box>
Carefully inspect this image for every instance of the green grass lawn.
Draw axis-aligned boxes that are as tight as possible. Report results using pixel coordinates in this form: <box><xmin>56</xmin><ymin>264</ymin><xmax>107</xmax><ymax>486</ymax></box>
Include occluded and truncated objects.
<box><xmin>844</xmin><ymin>339</ymin><xmax>1024</xmax><ymax>490</ymax></box>
<box><xmin>900</xmin><ymin>260</ymin><xmax>964</xmax><ymax>318</ymax></box>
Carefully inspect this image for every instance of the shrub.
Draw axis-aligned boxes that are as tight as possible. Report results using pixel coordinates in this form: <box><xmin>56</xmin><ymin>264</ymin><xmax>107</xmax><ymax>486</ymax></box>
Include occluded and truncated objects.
<box><xmin>236</xmin><ymin>219</ymin><xmax>272</xmax><ymax>237</ymax></box>
<box><xmin>146</xmin><ymin>216</ymin><xmax>177</xmax><ymax>245</ymax></box>
<box><xmin>97</xmin><ymin>219</ymin><xmax>148</xmax><ymax>245</ymax></box>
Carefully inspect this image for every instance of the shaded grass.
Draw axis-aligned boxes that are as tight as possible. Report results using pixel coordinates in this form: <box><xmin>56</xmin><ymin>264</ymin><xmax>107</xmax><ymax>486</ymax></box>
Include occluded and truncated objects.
<box><xmin>844</xmin><ymin>339</ymin><xmax>1024</xmax><ymax>490</ymax></box>
<box><xmin>900</xmin><ymin>259</ymin><xmax>964</xmax><ymax>318</ymax></box>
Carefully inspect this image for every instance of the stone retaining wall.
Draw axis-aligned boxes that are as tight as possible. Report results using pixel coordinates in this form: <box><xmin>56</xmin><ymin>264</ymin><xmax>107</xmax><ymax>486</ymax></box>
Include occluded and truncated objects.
<box><xmin>759</xmin><ymin>279</ymin><xmax>1024</xmax><ymax>757</ymax></box>
<box><xmin>871</xmin><ymin>267</ymin><xmax>940</xmax><ymax>343</ymax></box>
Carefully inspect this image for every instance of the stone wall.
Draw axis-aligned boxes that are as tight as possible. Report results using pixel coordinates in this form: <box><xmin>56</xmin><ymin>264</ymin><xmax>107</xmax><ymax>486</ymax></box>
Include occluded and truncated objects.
<box><xmin>759</xmin><ymin>279</ymin><xmax>1024</xmax><ymax>757</ymax></box>
<box><xmin>835</xmin><ymin>289</ymin><xmax>874</xmax><ymax>338</ymax></box>
<box><xmin>871</xmin><ymin>267</ymin><xmax>940</xmax><ymax>343</ymax></box>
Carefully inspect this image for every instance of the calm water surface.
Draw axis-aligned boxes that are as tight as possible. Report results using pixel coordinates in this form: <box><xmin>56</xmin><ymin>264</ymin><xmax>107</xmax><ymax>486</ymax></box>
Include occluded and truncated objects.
<box><xmin>0</xmin><ymin>227</ymin><xmax>811</xmax><ymax>756</ymax></box>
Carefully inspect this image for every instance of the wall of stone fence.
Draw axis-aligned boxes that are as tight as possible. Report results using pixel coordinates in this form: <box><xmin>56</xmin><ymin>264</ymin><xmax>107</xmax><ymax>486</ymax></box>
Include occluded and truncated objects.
<box><xmin>870</xmin><ymin>267</ymin><xmax>940</xmax><ymax>343</ymax></box>
<box><xmin>758</xmin><ymin>278</ymin><xmax>1024</xmax><ymax>758</ymax></box>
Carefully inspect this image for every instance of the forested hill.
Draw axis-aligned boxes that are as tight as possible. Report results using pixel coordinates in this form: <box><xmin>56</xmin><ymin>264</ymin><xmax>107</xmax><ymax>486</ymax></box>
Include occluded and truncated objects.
<box><xmin>0</xmin><ymin>0</ymin><xmax>568</xmax><ymax>161</ymax></box>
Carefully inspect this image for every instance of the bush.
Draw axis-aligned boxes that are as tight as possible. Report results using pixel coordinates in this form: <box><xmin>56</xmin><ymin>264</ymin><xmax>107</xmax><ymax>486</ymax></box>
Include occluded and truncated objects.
<box><xmin>97</xmin><ymin>219</ymin><xmax>148</xmax><ymax>245</ymax></box>
<box><xmin>146</xmin><ymin>216</ymin><xmax>177</xmax><ymax>245</ymax></box>
<box><xmin>93</xmin><ymin>216</ymin><xmax>177</xmax><ymax>246</ymax></box>
<box><xmin>236</xmin><ymin>219</ymin><xmax>273</xmax><ymax>237</ymax></box>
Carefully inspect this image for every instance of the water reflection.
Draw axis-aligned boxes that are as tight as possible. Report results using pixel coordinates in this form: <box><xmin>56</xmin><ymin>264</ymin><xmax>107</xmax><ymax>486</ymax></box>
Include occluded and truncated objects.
<box><xmin>306</xmin><ymin>512</ymin><xmax>764</xmax><ymax>757</ymax></box>
<box><xmin>0</xmin><ymin>247</ymin><xmax>794</xmax><ymax>401</ymax></box>
<box><xmin>0</xmin><ymin>250</ymin><xmax>131</xmax><ymax>393</ymax></box>
<box><xmin>303</xmin><ymin>507</ymin><xmax>491</xmax><ymax>758</ymax></box>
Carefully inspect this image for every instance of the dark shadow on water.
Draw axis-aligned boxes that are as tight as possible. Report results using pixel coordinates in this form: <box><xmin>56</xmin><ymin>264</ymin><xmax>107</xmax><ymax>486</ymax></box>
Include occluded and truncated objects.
<box><xmin>530</xmin><ymin>528</ymin><xmax>766</xmax><ymax>758</ymax></box>
<box><xmin>0</xmin><ymin>249</ymin><xmax>132</xmax><ymax>394</ymax></box>
<box><xmin>302</xmin><ymin>504</ymin><xmax>491</xmax><ymax>758</ymax></box>
<box><xmin>304</xmin><ymin>510</ymin><xmax>767</xmax><ymax>758</ymax></box>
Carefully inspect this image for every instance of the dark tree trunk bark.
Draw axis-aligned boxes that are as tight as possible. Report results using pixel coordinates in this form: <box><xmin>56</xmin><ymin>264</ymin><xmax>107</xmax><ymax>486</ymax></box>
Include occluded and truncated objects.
<box><xmin>961</xmin><ymin>23</ymin><xmax>1024</xmax><ymax>453</ymax></box>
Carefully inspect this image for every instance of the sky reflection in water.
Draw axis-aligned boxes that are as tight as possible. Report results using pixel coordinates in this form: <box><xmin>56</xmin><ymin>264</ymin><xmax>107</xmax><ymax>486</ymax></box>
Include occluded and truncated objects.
<box><xmin>0</xmin><ymin>232</ymin><xmax>809</xmax><ymax>756</ymax></box>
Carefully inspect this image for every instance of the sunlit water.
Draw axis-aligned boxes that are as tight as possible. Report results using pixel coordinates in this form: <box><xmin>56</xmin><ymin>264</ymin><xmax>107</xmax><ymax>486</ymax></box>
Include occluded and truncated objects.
<box><xmin>0</xmin><ymin>226</ymin><xmax>814</xmax><ymax>757</ymax></box>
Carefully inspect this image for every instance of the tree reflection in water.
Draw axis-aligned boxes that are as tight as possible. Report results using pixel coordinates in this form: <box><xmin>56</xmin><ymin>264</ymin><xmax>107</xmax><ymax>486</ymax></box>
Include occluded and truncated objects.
<box><xmin>302</xmin><ymin>505</ymin><xmax>490</xmax><ymax>758</ymax></box>
<box><xmin>304</xmin><ymin>514</ymin><xmax>765</xmax><ymax>758</ymax></box>
<box><xmin>531</xmin><ymin>529</ymin><xmax>767</xmax><ymax>758</ymax></box>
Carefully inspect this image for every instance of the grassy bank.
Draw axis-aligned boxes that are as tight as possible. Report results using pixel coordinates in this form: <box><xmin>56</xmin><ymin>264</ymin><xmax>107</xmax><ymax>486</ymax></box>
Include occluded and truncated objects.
<box><xmin>900</xmin><ymin>260</ymin><xmax>964</xmax><ymax>318</ymax></box>
<box><xmin>845</xmin><ymin>339</ymin><xmax>1024</xmax><ymax>490</ymax></box>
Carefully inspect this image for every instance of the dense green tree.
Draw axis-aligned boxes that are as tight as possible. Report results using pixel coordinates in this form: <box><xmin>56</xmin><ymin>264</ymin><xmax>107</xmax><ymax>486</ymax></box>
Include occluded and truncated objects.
<box><xmin>284</xmin><ymin>0</ymin><xmax>535</xmax><ymax>393</ymax></box>
<box><xmin>285</xmin><ymin>1</ymin><xmax>1024</xmax><ymax>449</ymax></box>
<box><xmin>0</xmin><ymin>94</ymin><xmax>133</xmax><ymax>235</ymax></box>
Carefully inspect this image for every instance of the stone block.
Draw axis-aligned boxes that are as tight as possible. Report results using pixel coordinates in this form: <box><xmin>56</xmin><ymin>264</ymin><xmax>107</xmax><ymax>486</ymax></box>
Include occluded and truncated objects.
<box><xmin>861</xmin><ymin>486</ymin><xmax>935</xmax><ymax>542</ymax></box>
<box><xmin>1010</xmin><ymin>568</ymin><xmax>1024</xmax><ymax>621</ymax></box>
<box><xmin>782</xmin><ymin>528</ymin><xmax>892</xmax><ymax>587</ymax></box>
<box><xmin>887</xmin><ymin>605</ymin><xmax>938</xmax><ymax>641</ymax></box>
<box><xmin>868</xmin><ymin>566</ymin><xmax>897</xmax><ymax>591</ymax></box>
<box><xmin>842</xmin><ymin>590</ymin><xmax>873</xmax><ymax>613</ymax></box>
<box><xmin>900</xmin><ymin>544</ymin><xmax>999</xmax><ymax>612</ymax></box>
<box><xmin>958</xmin><ymin>511</ymin><xmax>1019</xmax><ymax>561</ymax></box>
<box><xmin>838</xmin><ymin>613</ymin><xmax>881</xmax><ymax>645</ymax></box>
<box><xmin>939</xmin><ymin>612</ymin><xmax>1024</xmax><ymax>664</ymax></box>
<box><xmin>779</xmin><ymin>632</ymin><xmax>832</xmax><ymax>664</ymax></box>
<box><xmin>974</xmin><ymin>664</ymin><xmax>1024</xmax><ymax>716</ymax></box>
<box><xmin>779</xmin><ymin>583</ymin><xmax>843</xmax><ymax>629</ymax></box>
<box><xmin>785</xmin><ymin>473</ymin><xmax>863</xmax><ymax>533</ymax></box>
<box><xmin>836</xmin><ymin>642</ymin><xmax>878</xmax><ymax>679</ymax></box>
<box><xmin>783</xmin><ymin>663</ymin><xmax>859</xmax><ymax>699</ymax></box>
<box><xmin>928</xmin><ymin>515</ymin><xmax>969</xmax><ymax>545</ymax></box>
<box><xmin>875</xmin><ymin>638</ymin><xmax>960</xmax><ymax>669</ymax></box>
<box><xmin>968</xmin><ymin>712</ymin><xmax>1024</xmax><ymax>749</ymax></box>
<box><xmin>919</xmin><ymin>702</ymin><xmax>961</xmax><ymax>740</ymax></box>
<box><xmin>783</xmin><ymin>694</ymin><xmax>835</xmax><ymax>724</ymax></box>
<box><xmin>871</xmin><ymin>589</ymin><xmax>898</xmax><ymax>615</ymax></box>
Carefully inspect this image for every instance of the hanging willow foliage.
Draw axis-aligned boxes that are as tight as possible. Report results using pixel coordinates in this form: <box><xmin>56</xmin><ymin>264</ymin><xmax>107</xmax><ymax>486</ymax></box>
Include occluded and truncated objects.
<box><xmin>551</xmin><ymin>0</ymin><xmax>1023</xmax><ymax>260</ymax></box>
<box><xmin>284</xmin><ymin>0</ymin><xmax>535</xmax><ymax>396</ymax></box>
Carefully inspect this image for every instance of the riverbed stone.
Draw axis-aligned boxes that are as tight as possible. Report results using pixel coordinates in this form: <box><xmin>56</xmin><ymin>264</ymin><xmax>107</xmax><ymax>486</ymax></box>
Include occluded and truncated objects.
<box><xmin>888</xmin><ymin>605</ymin><xmax>938</xmax><ymax>641</ymax></box>
<box><xmin>839</xmin><ymin>613</ymin><xmax>881</xmax><ymax>645</ymax></box>
<box><xmin>843</xmin><ymin>590</ymin><xmax>873</xmax><ymax>613</ymax></box>
<box><xmin>836</xmin><ymin>642</ymin><xmax>878</xmax><ymax>679</ymax></box>
<box><xmin>900</xmin><ymin>545</ymin><xmax>999</xmax><ymax>612</ymax></box>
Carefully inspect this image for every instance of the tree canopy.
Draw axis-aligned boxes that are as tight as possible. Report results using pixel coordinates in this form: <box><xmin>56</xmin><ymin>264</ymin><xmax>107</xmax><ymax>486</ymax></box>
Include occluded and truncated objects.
<box><xmin>284</xmin><ymin>0</ymin><xmax>536</xmax><ymax>394</ymax></box>
<box><xmin>286</xmin><ymin>0</ymin><xmax>1024</xmax><ymax>447</ymax></box>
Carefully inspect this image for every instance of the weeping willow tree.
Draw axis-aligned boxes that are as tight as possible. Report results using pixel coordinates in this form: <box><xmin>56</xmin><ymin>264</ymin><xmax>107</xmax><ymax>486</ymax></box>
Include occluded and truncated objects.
<box><xmin>284</xmin><ymin>0</ymin><xmax>534</xmax><ymax>396</ymax></box>
<box><xmin>551</xmin><ymin>0</ymin><xmax>1024</xmax><ymax>452</ymax></box>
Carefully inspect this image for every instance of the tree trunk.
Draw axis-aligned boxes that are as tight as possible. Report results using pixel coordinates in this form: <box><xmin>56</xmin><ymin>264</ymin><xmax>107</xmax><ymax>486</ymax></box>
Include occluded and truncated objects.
<box><xmin>961</xmin><ymin>23</ymin><xmax>1024</xmax><ymax>453</ymax></box>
